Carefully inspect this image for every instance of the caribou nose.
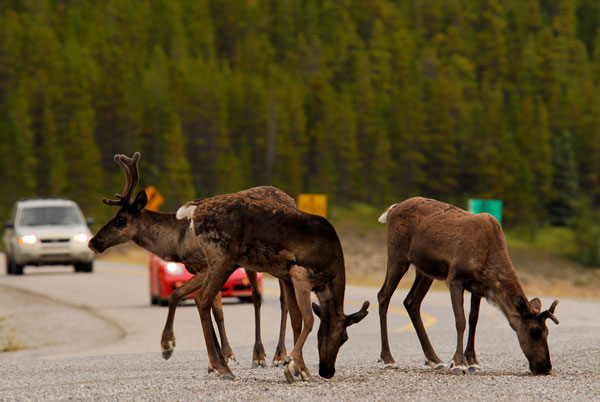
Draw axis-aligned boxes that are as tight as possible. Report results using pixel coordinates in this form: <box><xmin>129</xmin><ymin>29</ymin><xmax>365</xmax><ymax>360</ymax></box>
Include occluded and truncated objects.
<box><xmin>319</xmin><ymin>364</ymin><xmax>335</xmax><ymax>379</ymax></box>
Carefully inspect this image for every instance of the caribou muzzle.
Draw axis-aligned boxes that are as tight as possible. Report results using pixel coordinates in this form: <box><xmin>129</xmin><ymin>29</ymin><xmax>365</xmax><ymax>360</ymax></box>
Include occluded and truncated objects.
<box><xmin>530</xmin><ymin>361</ymin><xmax>552</xmax><ymax>375</ymax></box>
<box><xmin>319</xmin><ymin>364</ymin><xmax>335</xmax><ymax>379</ymax></box>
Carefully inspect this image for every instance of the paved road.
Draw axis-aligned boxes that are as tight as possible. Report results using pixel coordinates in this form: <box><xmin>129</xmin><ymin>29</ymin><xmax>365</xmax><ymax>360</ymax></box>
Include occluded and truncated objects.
<box><xmin>0</xmin><ymin>257</ymin><xmax>599</xmax><ymax>401</ymax></box>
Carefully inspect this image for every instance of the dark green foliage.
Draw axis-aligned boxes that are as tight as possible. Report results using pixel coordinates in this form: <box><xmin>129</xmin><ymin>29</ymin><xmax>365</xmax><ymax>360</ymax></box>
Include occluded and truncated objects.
<box><xmin>0</xmin><ymin>0</ymin><xmax>599</xmax><ymax>233</ymax></box>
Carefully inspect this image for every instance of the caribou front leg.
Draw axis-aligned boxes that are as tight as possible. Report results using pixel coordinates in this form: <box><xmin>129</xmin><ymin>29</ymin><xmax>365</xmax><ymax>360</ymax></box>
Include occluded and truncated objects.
<box><xmin>161</xmin><ymin>272</ymin><xmax>206</xmax><ymax>359</ymax></box>
<box><xmin>448</xmin><ymin>279</ymin><xmax>469</xmax><ymax>374</ymax></box>
<box><xmin>464</xmin><ymin>294</ymin><xmax>481</xmax><ymax>373</ymax></box>
<box><xmin>282</xmin><ymin>266</ymin><xmax>314</xmax><ymax>383</ymax></box>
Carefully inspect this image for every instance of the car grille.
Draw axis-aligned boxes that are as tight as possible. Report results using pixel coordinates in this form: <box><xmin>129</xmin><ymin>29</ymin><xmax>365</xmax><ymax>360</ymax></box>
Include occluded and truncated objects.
<box><xmin>41</xmin><ymin>239</ymin><xmax>70</xmax><ymax>243</ymax></box>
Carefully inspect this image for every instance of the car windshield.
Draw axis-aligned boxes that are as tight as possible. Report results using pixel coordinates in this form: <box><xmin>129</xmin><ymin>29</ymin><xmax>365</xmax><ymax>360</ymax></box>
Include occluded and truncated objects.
<box><xmin>19</xmin><ymin>206</ymin><xmax>83</xmax><ymax>226</ymax></box>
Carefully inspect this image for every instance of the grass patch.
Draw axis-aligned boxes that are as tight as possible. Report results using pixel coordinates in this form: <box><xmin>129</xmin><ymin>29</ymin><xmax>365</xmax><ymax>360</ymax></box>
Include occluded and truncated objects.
<box><xmin>505</xmin><ymin>226</ymin><xmax>578</xmax><ymax>260</ymax></box>
<box><xmin>0</xmin><ymin>315</ymin><xmax>26</xmax><ymax>352</ymax></box>
<box><xmin>330</xmin><ymin>203</ymin><xmax>385</xmax><ymax>230</ymax></box>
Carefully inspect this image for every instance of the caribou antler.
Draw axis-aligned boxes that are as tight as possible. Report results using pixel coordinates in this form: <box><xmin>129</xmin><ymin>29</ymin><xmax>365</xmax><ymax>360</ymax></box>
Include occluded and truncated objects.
<box><xmin>102</xmin><ymin>152</ymin><xmax>141</xmax><ymax>206</ymax></box>
<box><xmin>538</xmin><ymin>299</ymin><xmax>559</xmax><ymax>325</ymax></box>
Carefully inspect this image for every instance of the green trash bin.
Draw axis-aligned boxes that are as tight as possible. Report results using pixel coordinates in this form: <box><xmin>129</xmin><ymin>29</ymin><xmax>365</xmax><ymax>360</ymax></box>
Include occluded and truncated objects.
<box><xmin>468</xmin><ymin>199</ymin><xmax>503</xmax><ymax>226</ymax></box>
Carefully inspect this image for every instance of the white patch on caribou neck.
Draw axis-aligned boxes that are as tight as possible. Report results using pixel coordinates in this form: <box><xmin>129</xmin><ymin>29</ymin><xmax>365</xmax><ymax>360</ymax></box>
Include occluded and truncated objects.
<box><xmin>176</xmin><ymin>205</ymin><xmax>196</xmax><ymax>229</ymax></box>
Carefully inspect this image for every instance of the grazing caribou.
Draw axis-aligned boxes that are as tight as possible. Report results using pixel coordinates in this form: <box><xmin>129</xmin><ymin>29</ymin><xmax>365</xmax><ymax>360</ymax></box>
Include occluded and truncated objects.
<box><xmin>377</xmin><ymin>197</ymin><xmax>559</xmax><ymax>375</ymax></box>
<box><xmin>88</xmin><ymin>152</ymin><xmax>289</xmax><ymax>369</ymax></box>
<box><xmin>90</xmin><ymin>152</ymin><xmax>369</xmax><ymax>382</ymax></box>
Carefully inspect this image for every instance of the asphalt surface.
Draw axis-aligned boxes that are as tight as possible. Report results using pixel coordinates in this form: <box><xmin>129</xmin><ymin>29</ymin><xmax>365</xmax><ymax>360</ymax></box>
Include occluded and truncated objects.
<box><xmin>0</xmin><ymin>256</ymin><xmax>599</xmax><ymax>401</ymax></box>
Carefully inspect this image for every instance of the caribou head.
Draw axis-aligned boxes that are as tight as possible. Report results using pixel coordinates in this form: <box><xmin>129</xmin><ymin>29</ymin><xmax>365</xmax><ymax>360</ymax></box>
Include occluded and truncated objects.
<box><xmin>513</xmin><ymin>297</ymin><xmax>559</xmax><ymax>375</ymax></box>
<box><xmin>88</xmin><ymin>152</ymin><xmax>148</xmax><ymax>254</ymax></box>
<box><xmin>312</xmin><ymin>300</ymin><xmax>369</xmax><ymax>378</ymax></box>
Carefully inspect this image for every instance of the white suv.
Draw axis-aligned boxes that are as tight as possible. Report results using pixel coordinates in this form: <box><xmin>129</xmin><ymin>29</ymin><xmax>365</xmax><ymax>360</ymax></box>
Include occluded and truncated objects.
<box><xmin>3</xmin><ymin>199</ymin><xmax>95</xmax><ymax>275</ymax></box>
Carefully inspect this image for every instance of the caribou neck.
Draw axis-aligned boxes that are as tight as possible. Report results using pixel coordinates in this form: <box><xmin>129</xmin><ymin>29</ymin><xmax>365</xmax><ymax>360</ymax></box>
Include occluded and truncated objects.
<box><xmin>133</xmin><ymin>210</ymin><xmax>188</xmax><ymax>262</ymax></box>
<box><xmin>485</xmin><ymin>255</ymin><xmax>528</xmax><ymax>329</ymax></box>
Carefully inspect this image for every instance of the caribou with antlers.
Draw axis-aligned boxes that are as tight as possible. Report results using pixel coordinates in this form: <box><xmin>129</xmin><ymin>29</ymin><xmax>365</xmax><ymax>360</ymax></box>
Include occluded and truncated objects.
<box><xmin>88</xmin><ymin>152</ymin><xmax>289</xmax><ymax>369</ymax></box>
<box><xmin>377</xmin><ymin>197</ymin><xmax>559</xmax><ymax>375</ymax></box>
<box><xmin>89</xmin><ymin>152</ymin><xmax>369</xmax><ymax>382</ymax></box>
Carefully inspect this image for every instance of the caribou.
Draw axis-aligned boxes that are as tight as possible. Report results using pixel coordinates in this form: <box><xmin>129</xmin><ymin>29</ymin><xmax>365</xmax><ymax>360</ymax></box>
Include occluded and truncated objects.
<box><xmin>89</xmin><ymin>152</ymin><xmax>369</xmax><ymax>382</ymax></box>
<box><xmin>376</xmin><ymin>197</ymin><xmax>559</xmax><ymax>375</ymax></box>
<box><xmin>88</xmin><ymin>152</ymin><xmax>289</xmax><ymax>369</ymax></box>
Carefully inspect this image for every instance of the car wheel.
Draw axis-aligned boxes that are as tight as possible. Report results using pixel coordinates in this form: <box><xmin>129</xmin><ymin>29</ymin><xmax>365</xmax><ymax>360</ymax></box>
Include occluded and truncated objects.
<box><xmin>5</xmin><ymin>255</ymin><xmax>13</xmax><ymax>275</ymax></box>
<box><xmin>13</xmin><ymin>262</ymin><xmax>24</xmax><ymax>275</ymax></box>
<box><xmin>74</xmin><ymin>262</ymin><xmax>93</xmax><ymax>273</ymax></box>
<box><xmin>159</xmin><ymin>297</ymin><xmax>169</xmax><ymax>307</ymax></box>
<box><xmin>240</xmin><ymin>297</ymin><xmax>253</xmax><ymax>304</ymax></box>
<box><xmin>150</xmin><ymin>293</ymin><xmax>159</xmax><ymax>305</ymax></box>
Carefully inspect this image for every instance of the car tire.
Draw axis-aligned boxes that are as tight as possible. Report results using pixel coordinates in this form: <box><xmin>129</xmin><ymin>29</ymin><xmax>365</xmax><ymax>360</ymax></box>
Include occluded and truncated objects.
<box><xmin>74</xmin><ymin>262</ymin><xmax>93</xmax><ymax>273</ymax></box>
<box><xmin>240</xmin><ymin>297</ymin><xmax>253</xmax><ymax>304</ymax></box>
<box><xmin>5</xmin><ymin>255</ymin><xmax>13</xmax><ymax>275</ymax></box>
<box><xmin>150</xmin><ymin>293</ymin><xmax>159</xmax><ymax>305</ymax></box>
<box><xmin>159</xmin><ymin>297</ymin><xmax>169</xmax><ymax>307</ymax></box>
<box><xmin>13</xmin><ymin>262</ymin><xmax>24</xmax><ymax>275</ymax></box>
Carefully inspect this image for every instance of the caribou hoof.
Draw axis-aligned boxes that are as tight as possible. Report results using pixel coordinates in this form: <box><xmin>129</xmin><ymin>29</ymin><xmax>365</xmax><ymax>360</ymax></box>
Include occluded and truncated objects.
<box><xmin>252</xmin><ymin>360</ymin><xmax>267</xmax><ymax>368</ymax></box>
<box><xmin>272</xmin><ymin>359</ymin><xmax>286</xmax><ymax>367</ymax></box>
<box><xmin>468</xmin><ymin>364</ymin><xmax>480</xmax><ymax>373</ymax></box>
<box><xmin>378</xmin><ymin>358</ymin><xmax>398</xmax><ymax>369</ymax></box>
<box><xmin>449</xmin><ymin>362</ymin><xmax>468</xmax><ymax>375</ymax></box>
<box><xmin>283</xmin><ymin>359</ymin><xmax>309</xmax><ymax>383</ymax></box>
<box><xmin>161</xmin><ymin>340</ymin><xmax>175</xmax><ymax>360</ymax></box>
<box><xmin>219</xmin><ymin>373</ymin><xmax>235</xmax><ymax>381</ymax></box>
<box><xmin>225</xmin><ymin>355</ymin><xmax>238</xmax><ymax>365</ymax></box>
<box><xmin>425</xmin><ymin>360</ymin><xmax>445</xmax><ymax>370</ymax></box>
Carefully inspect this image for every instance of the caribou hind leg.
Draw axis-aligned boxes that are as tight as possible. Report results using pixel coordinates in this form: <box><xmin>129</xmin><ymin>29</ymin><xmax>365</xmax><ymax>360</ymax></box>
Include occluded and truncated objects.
<box><xmin>464</xmin><ymin>294</ymin><xmax>481</xmax><ymax>373</ymax></box>
<box><xmin>272</xmin><ymin>279</ymin><xmax>289</xmax><ymax>366</ymax></box>
<box><xmin>404</xmin><ymin>271</ymin><xmax>444</xmax><ymax>370</ymax></box>
<box><xmin>377</xmin><ymin>260</ymin><xmax>410</xmax><ymax>369</ymax></box>
<box><xmin>195</xmin><ymin>265</ymin><xmax>237</xmax><ymax>380</ymax></box>
<box><xmin>211</xmin><ymin>292</ymin><xmax>237</xmax><ymax>365</ymax></box>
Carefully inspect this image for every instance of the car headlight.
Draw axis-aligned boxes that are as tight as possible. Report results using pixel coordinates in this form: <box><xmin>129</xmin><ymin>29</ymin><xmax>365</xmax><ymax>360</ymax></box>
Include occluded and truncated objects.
<box><xmin>18</xmin><ymin>234</ymin><xmax>37</xmax><ymax>245</ymax></box>
<box><xmin>73</xmin><ymin>233</ymin><xmax>90</xmax><ymax>243</ymax></box>
<box><xmin>165</xmin><ymin>262</ymin><xmax>183</xmax><ymax>275</ymax></box>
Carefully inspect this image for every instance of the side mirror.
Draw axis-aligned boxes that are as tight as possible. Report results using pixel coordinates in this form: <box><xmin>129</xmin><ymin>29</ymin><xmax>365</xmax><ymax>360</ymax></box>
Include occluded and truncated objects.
<box><xmin>86</xmin><ymin>218</ymin><xmax>95</xmax><ymax>227</ymax></box>
<box><xmin>4</xmin><ymin>221</ymin><xmax>14</xmax><ymax>229</ymax></box>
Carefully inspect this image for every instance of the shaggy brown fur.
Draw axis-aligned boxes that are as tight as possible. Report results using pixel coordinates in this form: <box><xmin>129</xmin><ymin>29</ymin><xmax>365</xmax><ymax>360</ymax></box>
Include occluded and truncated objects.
<box><xmin>89</xmin><ymin>153</ymin><xmax>290</xmax><ymax>369</ymax></box>
<box><xmin>377</xmin><ymin>197</ymin><xmax>559</xmax><ymax>375</ymax></box>
<box><xmin>89</xmin><ymin>153</ymin><xmax>369</xmax><ymax>382</ymax></box>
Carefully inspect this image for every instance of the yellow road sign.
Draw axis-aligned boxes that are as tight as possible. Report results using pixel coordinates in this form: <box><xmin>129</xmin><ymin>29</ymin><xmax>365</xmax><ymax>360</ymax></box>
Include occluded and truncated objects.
<box><xmin>145</xmin><ymin>186</ymin><xmax>164</xmax><ymax>212</ymax></box>
<box><xmin>297</xmin><ymin>193</ymin><xmax>327</xmax><ymax>218</ymax></box>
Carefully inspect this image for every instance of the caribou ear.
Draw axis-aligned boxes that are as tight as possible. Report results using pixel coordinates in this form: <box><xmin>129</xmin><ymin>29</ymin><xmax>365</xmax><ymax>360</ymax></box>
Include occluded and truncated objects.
<box><xmin>529</xmin><ymin>297</ymin><xmax>542</xmax><ymax>312</ymax></box>
<box><xmin>345</xmin><ymin>301</ymin><xmax>370</xmax><ymax>327</ymax></box>
<box><xmin>312</xmin><ymin>302</ymin><xmax>321</xmax><ymax>319</ymax></box>
<box><xmin>515</xmin><ymin>295</ymin><xmax>529</xmax><ymax>316</ymax></box>
<box><xmin>132</xmin><ymin>190</ymin><xmax>148</xmax><ymax>212</ymax></box>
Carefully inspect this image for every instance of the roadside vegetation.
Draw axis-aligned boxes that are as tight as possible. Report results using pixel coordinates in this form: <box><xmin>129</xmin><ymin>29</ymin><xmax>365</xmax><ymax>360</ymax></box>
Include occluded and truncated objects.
<box><xmin>0</xmin><ymin>315</ymin><xmax>25</xmax><ymax>353</ymax></box>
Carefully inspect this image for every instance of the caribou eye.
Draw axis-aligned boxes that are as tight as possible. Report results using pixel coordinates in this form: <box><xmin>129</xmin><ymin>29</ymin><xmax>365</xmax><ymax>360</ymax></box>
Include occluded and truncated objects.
<box><xmin>114</xmin><ymin>216</ymin><xmax>127</xmax><ymax>227</ymax></box>
<box><xmin>529</xmin><ymin>328</ymin><xmax>542</xmax><ymax>340</ymax></box>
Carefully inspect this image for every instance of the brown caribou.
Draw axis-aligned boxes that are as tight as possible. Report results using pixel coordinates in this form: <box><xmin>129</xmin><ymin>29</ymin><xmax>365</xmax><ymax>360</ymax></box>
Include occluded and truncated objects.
<box><xmin>88</xmin><ymin>152</ymin><xmax>289</xmax><ymax>369</ymax></box>
<box><xmin>376</xmin><ymin>197</ymin><xmax>559</xmax><ymax>375</ymax></box>
<box><xmin>90</xmin><ymin>152</ymin><xmax>369</xmax><ymax>382</ymax></box>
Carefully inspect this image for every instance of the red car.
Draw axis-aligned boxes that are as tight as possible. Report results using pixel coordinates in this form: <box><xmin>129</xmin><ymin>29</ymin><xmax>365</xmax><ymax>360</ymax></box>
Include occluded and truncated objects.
<box><xmin>149</xmin><ymin>254</ymin><xmax>261</xmax><ymax>306</ymax></box>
